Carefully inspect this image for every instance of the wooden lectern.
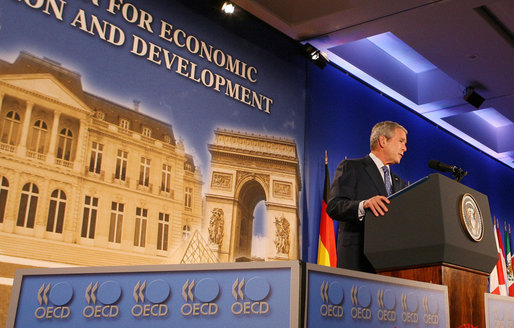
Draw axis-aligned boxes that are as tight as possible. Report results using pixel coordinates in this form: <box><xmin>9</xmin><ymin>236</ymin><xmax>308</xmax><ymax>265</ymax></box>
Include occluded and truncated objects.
<box><xmin>364</xmin><ymin>173</ymin><xmax>497</xmax><ymax>328</ymax></box>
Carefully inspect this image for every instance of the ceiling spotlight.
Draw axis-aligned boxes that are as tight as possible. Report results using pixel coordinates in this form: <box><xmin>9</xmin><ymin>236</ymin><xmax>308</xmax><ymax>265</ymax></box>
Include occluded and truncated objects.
<box><xmin>301</xmin><ymin>43</ymin><xmax>328</xmax><ymax>69</ymax></box>
<box><xmin>302</xmin><ymin>43</ymin><xmax>319</xmax><ymax>59</ymax></box>
<box><xmin>221</xmin><ymin>2</ymin><xmax>235</xmax><ymax>14</ymax></box>
<box><xmin>463</xmin><ymin>87</ymin><xmax>485</xmax><ymax>109</ymax></box>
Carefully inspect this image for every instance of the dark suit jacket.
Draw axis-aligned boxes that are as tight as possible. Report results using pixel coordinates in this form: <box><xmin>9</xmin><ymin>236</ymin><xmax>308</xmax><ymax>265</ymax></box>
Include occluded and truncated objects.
<box><xmin>326</xmin><ymin>155</ymin><xmax>406</xmax><ymax>273</ymax></box>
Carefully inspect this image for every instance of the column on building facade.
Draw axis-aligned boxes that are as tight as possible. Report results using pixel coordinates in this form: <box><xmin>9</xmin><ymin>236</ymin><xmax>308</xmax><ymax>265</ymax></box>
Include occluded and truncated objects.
<box><xmin>73</xmin><ymin>118</ymin><xmax>86</xmax><ymax>172</ymax></box>
<box><xmin>0</xmin><ymin>93</ymin><xmax>4</xmax><ymax>110</ymax></box>
<box><xmin>16</xmin><ymin>101</ymin><xmax>33</xmax><ymax>156</ymax></box>
<box><xmin>34</xmin><ymin>179</ymin><xmax>51</xmax><ymax>238</ymax></box>
<box><xmin>46</xmin><ymin>111</ymin><xmax>61</xmax><ymax>164</ymax></box>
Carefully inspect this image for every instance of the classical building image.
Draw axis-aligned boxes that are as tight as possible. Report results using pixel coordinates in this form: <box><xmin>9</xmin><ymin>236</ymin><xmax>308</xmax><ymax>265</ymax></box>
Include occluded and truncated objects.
<box><xmin>0</xmin><ymin>53</ymin><xmax>302</xmax><ymax>319</ymax></box>
<box><xmin>0</xmin><ymin>52</ymin><xmax>205</xmax><ymax>269</ymax></box>
<box><xmin>0</xmin><ymin>52</ymin><xmax>302</xmax><ymax>269</ymax></box>
<box><xmin>205</xmin><ymin>129</ymin><xmax>301</xmax><ymax>262</ymax></box>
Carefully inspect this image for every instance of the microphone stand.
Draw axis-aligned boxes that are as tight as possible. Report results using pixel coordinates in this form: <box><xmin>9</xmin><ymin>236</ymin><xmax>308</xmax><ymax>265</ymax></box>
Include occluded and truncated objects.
<box><xmin>452</xmin><ymin>168</ymin><xmax>467</xmax><ymax>182</ymax></box>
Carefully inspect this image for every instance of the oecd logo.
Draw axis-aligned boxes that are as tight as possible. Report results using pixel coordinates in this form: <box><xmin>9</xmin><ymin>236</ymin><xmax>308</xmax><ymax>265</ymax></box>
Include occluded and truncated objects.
<box><xmin>489</xmin><ymin>305</ymin><xmax>514</xmax><ymax>328</ymax></box>
<box><xmin>319</xmin><ymin>281</ymin><xmax>344</xmax><ymax>319</ymax></box>
<box><xmin>231</xmin><ymin>277</ymin><xmax>270</xmax><ymax>316</ymax></box>
<box><xmin>34</xmin><ymin>282</ymin><xmax>73</xmax><ymax>320</ymax></box>
<box><xmin>376</xmin><ymin>289</ymin><xmax>396</xmax><ymax>322</ymax></box>
<box><xmin>181</xmin><ymin>278</ymin><xmax>219</xmax><ymax>316</ymax></box>
<box><xmin>401</xmin><ymin>292</ymin><xmax>419</xmax><ymax>324</ymax></box>
<box><xmin>83</xmin><ymin>280</ymin><xmax>121</xmax><ymax>319</ymax></box>
<box><xmin>350</xmin><ymin>285</ymin><xmax>372</xmax><ymax>320</ymax></box>
<box><xmin>422</xmin><ymin>295</ymin><xmax>440</xmax><ymax>325</ymax></box>
<box><xmin>131</xmin><ymin>280</ymin><xmax>170</xmax><ymax>318</ymax></box>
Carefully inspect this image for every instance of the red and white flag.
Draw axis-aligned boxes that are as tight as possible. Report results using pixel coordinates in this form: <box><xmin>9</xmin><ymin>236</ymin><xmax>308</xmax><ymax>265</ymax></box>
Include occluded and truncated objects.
<box><xmin>490</xmin><ymin>218</ymin><xmax>508</xmax><ymax>295</ymax></box>
<box><xmin>497</xmin><ymin>219</ymin><xmax>510</xmax><ymax>296</ymax></box>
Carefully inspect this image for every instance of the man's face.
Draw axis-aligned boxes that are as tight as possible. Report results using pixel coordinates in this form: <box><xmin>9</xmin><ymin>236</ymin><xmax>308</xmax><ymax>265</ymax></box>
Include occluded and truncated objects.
<box><xmin>383</xmin><ymin>128</ymin><xmax>407</xmax><ymax>165</ymax></box>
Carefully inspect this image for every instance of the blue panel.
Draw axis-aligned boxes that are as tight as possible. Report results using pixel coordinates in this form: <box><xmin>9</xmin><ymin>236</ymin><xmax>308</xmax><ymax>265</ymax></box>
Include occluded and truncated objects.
<box><xmin>485</xmin><ymin>294</ymin><xmax>514</xmax><ymax>326</ymax></box>
<box><xmin>10</xmin><ymin>264</ymin><xmax>296</xmax><ymax>328</ymax></box>
<box><xmin>305</xmin><ymin>264</ymin><xmax>449</xmax><ymax>327</ymax></box>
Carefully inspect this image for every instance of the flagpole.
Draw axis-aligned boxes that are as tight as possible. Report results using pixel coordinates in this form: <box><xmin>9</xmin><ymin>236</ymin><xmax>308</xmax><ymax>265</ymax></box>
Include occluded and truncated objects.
<box><xmin>504</xmin><ymin>219</ymin><xmax>512</xmax><ymax>296</ymax></box>
<box><xmin>317</xmin><ymin>150</ymin><xmax>337</xmax><ymax>267</ymax></box>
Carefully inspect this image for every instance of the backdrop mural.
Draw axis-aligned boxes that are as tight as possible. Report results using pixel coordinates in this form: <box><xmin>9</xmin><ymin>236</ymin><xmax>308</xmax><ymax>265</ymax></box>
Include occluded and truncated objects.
<box><xmin>0</xmin><ymin>0</ymin><xmax>306</xmax><ymax>300</ymax></box>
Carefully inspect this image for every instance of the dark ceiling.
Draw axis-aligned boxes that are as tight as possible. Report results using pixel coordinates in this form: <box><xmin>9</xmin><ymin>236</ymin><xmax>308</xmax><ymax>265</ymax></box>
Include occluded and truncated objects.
<box><xmin>232</xmin><ymin>0</ymin><xmax>514</xmax><ymax>169</ymax></box>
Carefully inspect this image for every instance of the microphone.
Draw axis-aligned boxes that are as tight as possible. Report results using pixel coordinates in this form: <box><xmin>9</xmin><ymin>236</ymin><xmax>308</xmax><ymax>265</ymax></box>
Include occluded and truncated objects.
<box><xmin>428</xmin><ymin>160</ymin><xmax>467</xmax><ymax>182</ymax></box>
<box><xmin>428</xmin><ymin>160</ymin><xmax>459</xmax><ymax>173</ymax></box>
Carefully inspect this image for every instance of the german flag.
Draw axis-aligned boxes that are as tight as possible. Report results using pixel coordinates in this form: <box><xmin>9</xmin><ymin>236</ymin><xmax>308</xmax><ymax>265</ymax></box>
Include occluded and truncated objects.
<box><xmin>317</xmin><ymin>151</ymin><xmax>337</xmax><ymax>267</ymax></box>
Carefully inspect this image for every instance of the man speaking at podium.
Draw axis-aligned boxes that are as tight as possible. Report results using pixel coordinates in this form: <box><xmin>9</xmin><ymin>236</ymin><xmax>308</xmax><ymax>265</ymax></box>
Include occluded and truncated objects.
<box><xmin>327</xmin><ymin>121</ymin><xmax>408</xmax><ymax>273</ymax></box>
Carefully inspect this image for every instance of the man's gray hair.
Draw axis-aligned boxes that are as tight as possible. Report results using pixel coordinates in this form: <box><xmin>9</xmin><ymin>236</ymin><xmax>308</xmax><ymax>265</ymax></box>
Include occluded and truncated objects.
<box><xmin>370</xmin><ymin>121</ymin><xmax>407</xmax><ymax>150</ymax></box>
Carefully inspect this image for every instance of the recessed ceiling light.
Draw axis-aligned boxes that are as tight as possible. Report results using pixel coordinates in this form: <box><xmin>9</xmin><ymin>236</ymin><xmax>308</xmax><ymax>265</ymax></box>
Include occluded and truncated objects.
<box><xmin>221</xmin><ymin>2</ymin><xmax>235</xmax><ymax>14</ymax></box>
<box><xmin>367</xmin><ymin>32</ymin><xmax>436</xmax><ymax>73</ymax></box>
<box><xmin>474</xmin><ymin>108</ymin><xmax>511</xmax><ymax>128</ymax></box>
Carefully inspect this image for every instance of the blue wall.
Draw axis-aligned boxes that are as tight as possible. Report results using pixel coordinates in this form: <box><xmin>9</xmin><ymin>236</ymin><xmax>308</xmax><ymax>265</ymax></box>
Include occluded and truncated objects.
<box><xmin>303</xmin><ymin>63</ymin><xmax>514</xmax><ymax>263</ymax></box>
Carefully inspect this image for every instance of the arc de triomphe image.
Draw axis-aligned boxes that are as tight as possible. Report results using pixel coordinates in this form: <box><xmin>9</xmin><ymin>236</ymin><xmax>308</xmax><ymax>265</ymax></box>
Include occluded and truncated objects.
<box><xmin>204</xmin><ymin>129</ymin><xmax>301</xmax><ymax>262</ymax></box>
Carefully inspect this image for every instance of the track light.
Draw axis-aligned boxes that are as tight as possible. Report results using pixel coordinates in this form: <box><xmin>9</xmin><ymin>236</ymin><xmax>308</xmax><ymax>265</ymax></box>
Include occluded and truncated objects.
<box><xmin>301</xmin><ymin>43</ymin><xmax>328</xmax><ymax>69</ymax></box>
<box><xmin>221</xmin><ymin>2</ymin><xmax>235</xmax><ymax>14</ymax></box>
<box><xmin>310</xmin><ymin>50</ymin><xmax>320</xmax><ymax>61</ymax></box>
<box><xmin>303</xmin><ymin>43</ymin><xmax>320</xmax><ymax>60</ymax></box>
<box><xmin>463</xmin><ymin>87</ymin><xmax>484</xmax><ymax>109</ymax></box>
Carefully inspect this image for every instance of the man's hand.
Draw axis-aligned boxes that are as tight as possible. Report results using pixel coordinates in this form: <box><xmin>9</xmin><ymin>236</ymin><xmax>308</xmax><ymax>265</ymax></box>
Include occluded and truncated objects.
<box><xmin>363</xmin><ymin>195</ymin><xmax>390</xmax><ymax>216</ymax></box>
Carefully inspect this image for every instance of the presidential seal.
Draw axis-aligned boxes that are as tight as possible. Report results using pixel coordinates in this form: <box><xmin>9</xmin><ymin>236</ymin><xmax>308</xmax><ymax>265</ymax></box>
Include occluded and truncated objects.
<box><xmin>459</xmin><ymin>193</ymin><xmax>483</xmax><ymax>242</ymax></box>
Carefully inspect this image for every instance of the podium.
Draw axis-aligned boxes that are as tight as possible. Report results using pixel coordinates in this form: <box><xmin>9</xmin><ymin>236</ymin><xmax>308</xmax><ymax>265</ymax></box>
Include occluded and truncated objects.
<box><xmin>364</xmin><ymin>173</ymin><xmax>497</xmax><ymax>328</ymax></box>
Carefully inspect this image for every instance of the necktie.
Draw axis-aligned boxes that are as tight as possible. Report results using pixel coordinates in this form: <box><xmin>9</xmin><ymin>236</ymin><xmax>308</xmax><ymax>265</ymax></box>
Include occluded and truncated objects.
<box><xmin>382</xmin><ymin>166</ymin><xmax>392</xmax><ymax>196</ymax></box>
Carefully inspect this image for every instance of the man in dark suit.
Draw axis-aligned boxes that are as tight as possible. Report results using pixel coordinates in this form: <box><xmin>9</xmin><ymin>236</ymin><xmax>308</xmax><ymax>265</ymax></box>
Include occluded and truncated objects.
<box><xmin>326</xmin><ymin>121</ymin><xmax>407</xmax><ymax>273</ymax></box>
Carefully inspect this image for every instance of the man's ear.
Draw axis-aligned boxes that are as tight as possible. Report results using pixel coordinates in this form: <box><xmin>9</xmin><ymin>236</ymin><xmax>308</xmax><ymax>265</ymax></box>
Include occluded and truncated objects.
<box><xmin>378</xmin><ymin>135</ymin><xmax>387</xmax><ymax>148</ymax></box>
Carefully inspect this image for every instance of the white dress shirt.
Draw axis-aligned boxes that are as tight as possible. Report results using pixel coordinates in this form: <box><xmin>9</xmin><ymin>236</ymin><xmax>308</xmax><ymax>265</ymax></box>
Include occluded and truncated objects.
<box><xmin>358</xmin><ymin>153</ymin><xmax>390</xmax><ymax>218</ymax></box>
